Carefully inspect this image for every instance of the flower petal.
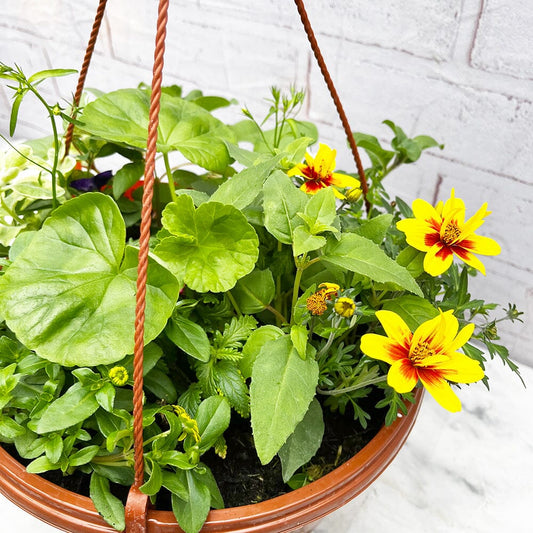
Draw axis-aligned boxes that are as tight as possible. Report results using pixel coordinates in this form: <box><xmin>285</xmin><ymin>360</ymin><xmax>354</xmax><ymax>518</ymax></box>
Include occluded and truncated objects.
<box><xmin>287</xmin><ymin>164</ymin><xmax>307</xmax><ymax>177</ymax></box>
<box><xmin>441</xmin><ymin>189</ymin><xmax>465</xmax><ymax>223</ymax></box>
<box><xmin>418</xmin><ymin>369</ymin><xmax>462</xmax><ymax>412</ymax></box>
<box><xmin>424</xmin><ymin>243</ymin><xmax>454</xmax><ymax>276</ymax></box>
<box><xmin>330</xmin><ymin>172</ymin><xmax>360</xmax><ymax>189</ymax></box>
<box><xmin>436</xmin><ymin>352</ymin><xmax>485</xmax><ymax>384</ymax></box>
<box><xmin>461</xmin><ymin>234</ymin><xmax>501</xmax><ymax>256</ymax></box>
<box><xmin>453</xmin><ymin>247</ymin><xmax>487</xmax><ymax>275</ymax></box>
<box><xmin>412</xmin><ymin>198</ymin><xmax>441</xmax><ymax>226</ymax></box>
<box><xmin>461</xmin><ymin>202</ymin><xmax>489</xmax><ymax>237</ymax></box>
<box><xmin>448</xmin><ymin>323</ymin><xmax>475</xmax><ymax>353</ymax></box>
<box><xmin>375</xmin><ymin>310</ymin><xmax>412</xmax><ymax>347</ymax></box>
<box><xmin>300</xmin><ymin>182</ymin><xmax>322</xmax><ymax>195</ymax></box>
<box><xmin>360</xmin><ymin>333</ymin><xmax>406</xmax><ymax>364</ymax></box>
<box><xmin>411</xmin><ymin>311</ymin><xmax>452</xmax><ymax>355</ymax></box>
<box><xmin>387</xmin><ymin>359</ymin><xmax>418</xmax><ymax>393</ymax></box>
<box><xmin>396</xmin><ymin>219</ymin><xmax>440</xmax><ymax>251</ymax></box>
<box><xmin>315</xmin><ymin>144</ymin><xmax>336</xmax><ymax>175</ymax></box>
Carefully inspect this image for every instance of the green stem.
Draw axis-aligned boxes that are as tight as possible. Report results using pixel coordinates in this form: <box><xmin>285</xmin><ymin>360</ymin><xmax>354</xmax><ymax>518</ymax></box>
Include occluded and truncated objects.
<box><xmin>0</xmin><ymin>196</ymin><xmax>25</xmax><ymax>225</ymax></box>
<box><xmin>265</xmin><ymin>304</ymin><xmax>287</xmax><ymax>325</ymax></box>
<box><xmin>290</xmin><ymin>255</ymin><xmax>306</xmax><ymax>325</ymax></box>
<box><xmin>227</xmin><ymin>291</ymin><xmax>242</xmax><ymax>316</ymax></box>
<box><xmin>316</xmin><ymin>375</ymin><xmax>387</xmax><ymax>396</ymax></box>
<box><xmin>163</xmin><ymin>152</ymin><xmax>178</xmax><ymax>203</ymax></box>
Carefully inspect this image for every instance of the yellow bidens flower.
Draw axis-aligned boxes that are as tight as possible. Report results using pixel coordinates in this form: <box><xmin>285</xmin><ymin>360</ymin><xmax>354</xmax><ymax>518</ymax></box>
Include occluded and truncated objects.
<box><xmin>173</xmin><ymin>405</ymin><xmax>201</xmax><ymax>443</ymax></box>
<box><xmin>396</xmin><ymin>189</ymin><xmax>501</xmax><ymax>276</ymax></box>
<box><xmin>109</xmin><ymin>366</ymin><xmax>129</xmax><ymax>386</ymax></box>
<box><xmin>334</xmin><ymin>297</ymin><xmax>356</xmax><ymax>318</ymax></box>
<box><xmin>360</xmin><ymin>310</ymin><xmax>484</xmax><ymax>412</ymax></box>
<box><xmin>306</xmin><ymin>283</ymin><xmax>340</xmax><ymax>316</ymax></box>
<box><xmin>288</xmin><ymin>143</ymin><xmax>361</xmax><ymax>199</ymax></box>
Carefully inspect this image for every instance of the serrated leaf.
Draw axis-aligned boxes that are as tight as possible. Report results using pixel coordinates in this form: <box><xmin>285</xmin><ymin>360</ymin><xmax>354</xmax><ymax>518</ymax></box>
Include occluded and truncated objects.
<box><xmin>210</xmin><ymin>154</ymin><xmax>282</xmax><ymax>210</ymax></box>
<box><xmin>279</xmin><ymin>398</ymin><xmax>324</xmax><ymax>482</ymax></box>
<box><xmin>0</xmin><ymin>193</ymin><xmax>179</xmax><ymax>366</ymax></box>
<box><xmin>381</xmin><ymin>295</ymin><xmax>439</xmax><ymax>331</ymax></box>
<box><xmin>250</xmin><ymin>335</ymin><xmax>318</xmax><ymax>465</ymax></box>
<box><xmin>214</xmin><ymin>361</ymin><xmax>249</xmax><ymax>417</ymax></box>
<box><xmin>155</xmin><ymin>195</ymin><xmax>259</xmax><ymax>293</ymax></box>
<box><xmin>263</xmin><ymin>171</ymin><xmax>307</xmax><ymax>244</ymax></box>
<box><xmin>90</xmin><ymin>472</ymin><xmax>125</xmax><ymax>531</ymax></box>
<box><xmin>322</xmin><ymin>233</ymin><xmax>422</xmax><ymax>296</ymax></box>
<box><xmin>239</xmin><ymin>325</ymin><xmax>284</xmax><ymax>379</ymax></box>
<box><xmin>354</xmin><ymin>214</ymin><xmax>393</xmax><ymax>244</ymax></box>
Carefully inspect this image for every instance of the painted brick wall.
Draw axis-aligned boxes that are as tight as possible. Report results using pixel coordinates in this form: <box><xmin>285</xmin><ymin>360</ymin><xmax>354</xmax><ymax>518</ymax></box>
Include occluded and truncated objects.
<box><xmin>1</xmin><ymin>0</ymin><xmax>532</xmax><ymax>367</ymax></box>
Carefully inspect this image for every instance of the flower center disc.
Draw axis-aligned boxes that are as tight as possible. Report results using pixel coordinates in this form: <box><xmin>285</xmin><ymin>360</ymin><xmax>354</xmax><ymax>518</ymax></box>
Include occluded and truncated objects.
<box><xmin>442</xmin><ymin>223</ymin><xmax>461</xmax><ymax>245</ymax></box>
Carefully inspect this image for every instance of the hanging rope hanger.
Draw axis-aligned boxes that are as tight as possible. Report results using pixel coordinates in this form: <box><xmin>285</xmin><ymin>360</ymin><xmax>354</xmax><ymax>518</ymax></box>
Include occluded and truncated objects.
<box><xmin>65</xmin><ymin>0</ymin><xmax>368</xmax><ymax>530</ymax></box>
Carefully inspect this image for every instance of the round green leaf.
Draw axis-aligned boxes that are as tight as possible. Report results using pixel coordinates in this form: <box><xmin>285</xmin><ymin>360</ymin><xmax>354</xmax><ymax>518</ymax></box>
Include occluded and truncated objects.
<box><xmin>155</xmin><ymin>195</ymin><xmax>259</xmax><ymax>293</ymax></box>
<box><xmin>79</xmin><ymin>89</ymin><xmax>234</xmax><ymax>172</ymax></box>
<box><xmin>0</xmin><ymin>193</ymin><xmax>179</xmax><ymax>366</ymax></box>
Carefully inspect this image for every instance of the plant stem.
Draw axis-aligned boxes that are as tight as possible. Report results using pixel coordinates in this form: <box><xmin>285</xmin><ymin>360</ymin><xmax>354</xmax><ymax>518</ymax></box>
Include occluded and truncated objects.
<box><xmin>317</xmin><ymin>375</ymin><xmax>387</xmax><ymax>396</ymax></box>
<box><xmin>163</xmin><ymin>152</ymin><xmax>178</xmax><ymax>203</ymax></box>
<box><xmin>227</xmin><ymin>291</ymin><xmax>242</xmax><ymax>316</ymax></box>
<box><xmin>290</xmin><ymin>253</ymin><xmax>306</xmax><ymax>325</ymax></box>
<box><xmin>265</xmin><ymin>304</ymin><xmax>287</xmax><ymax>325</ymax></box>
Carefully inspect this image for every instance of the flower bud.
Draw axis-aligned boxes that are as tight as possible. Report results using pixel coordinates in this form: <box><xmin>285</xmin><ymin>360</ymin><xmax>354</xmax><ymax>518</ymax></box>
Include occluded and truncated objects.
<box><xmin>334</xmin><ymin>297</ymin><xmax>356</xmax><ymax>318</ymax></box>
<box><xmin>109</xmin><ymin>366</ymin><xmax>129</xmax><ymax>386</ymax></box>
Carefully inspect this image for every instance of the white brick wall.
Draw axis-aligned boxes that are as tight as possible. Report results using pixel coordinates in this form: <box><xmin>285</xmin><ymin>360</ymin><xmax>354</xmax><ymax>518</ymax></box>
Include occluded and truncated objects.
<box><xmin>1</xmin><ymin>0</ymin><xmax>532</xmax><ymax>366</ymax></box>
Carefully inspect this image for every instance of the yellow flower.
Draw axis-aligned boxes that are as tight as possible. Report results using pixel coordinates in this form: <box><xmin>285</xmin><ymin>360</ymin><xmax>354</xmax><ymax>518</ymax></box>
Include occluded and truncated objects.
<box><xmin>109</xmin><ymin>366</ymin><xmax>129</xmax><ymax>386</ymax></box>
<box><xmin>288</xmin><ymin>143</ymin><xmax>361</xmax><ymax>199</ymax></box>
<box><xmin>396</xmin><ymin>189</ymin><xmax>500</xmax><ymax>276</ymax></box>
<box><xmin>334</xmin><ymin>297</ymin><xmax>356</xmax><ymax>318</ymax></box>
<box><xmin>318</xmin><ymin>282</ymin><xmax>340</xmax><ymax>298</ymax></box>
<box><xmin>360</xmin><ymin>310</ymin><xmax>484</xmax><ymax>412</ymax></box>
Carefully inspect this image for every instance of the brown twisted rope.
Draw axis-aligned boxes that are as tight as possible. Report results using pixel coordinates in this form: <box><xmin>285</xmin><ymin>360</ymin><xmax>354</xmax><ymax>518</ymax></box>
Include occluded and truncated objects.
<box><xmin>293</xmin><ymin>0</ymin><xmax>370</xmax><ymax>212</ymax></box>
<box><xmin>132</xmin><ymin>0</ymin><xmax>170</xmax><ymax>489</ymax></box>
<box><xmin>63</xmin><ymin>0</ymin><xmax>108</xmax><ymax>157</ymax></box>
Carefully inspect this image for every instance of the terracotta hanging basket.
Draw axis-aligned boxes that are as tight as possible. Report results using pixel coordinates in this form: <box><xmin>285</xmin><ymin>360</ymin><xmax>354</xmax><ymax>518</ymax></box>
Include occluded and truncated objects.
<box><xmin>0</xmin><ymin>388</ymin><xmax>422</xmax><ymax>533</ymax></box>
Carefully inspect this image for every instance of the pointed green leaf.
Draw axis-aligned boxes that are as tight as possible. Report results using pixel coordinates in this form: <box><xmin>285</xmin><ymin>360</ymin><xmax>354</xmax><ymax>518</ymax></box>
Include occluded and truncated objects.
<box><xmin>290</xmin><ymin>324</ymin><xmax>308</xmax><ymax>360</ymax></box>
<box><xmin>155</xmin><ymin>195</ymin><xmax>259</xmax><ymax>292</ymax></box>
<box><xmin>322</xmin><ymin>233</ymin><xmax>422</xmax><ymax>296</ymax></box>
<box><xmin>171</xmin><ymin>470</ymin><xmax>211</xmax><ymax>533</ymax></box>
<box><xmin>292</xmin><ymin>226</ymin><xmax>326</xmax><ymax>257</ymax></box>
<box><xmin>195</xmin><ymin>395</ymin><xmax>231</xmax><ymax>453</ymax></box>
<box><xmin>36</xmin><ymin>383</ymin><xmax>99</xmax><ymax>433</ymax></box>
<box><xmin>263</xmin><ymin>171</ymin><xmax>307</xmax><ymax>244</ymax></box>
<box><xmin>112</xmin><ymin>161</ymin><xmax>145</xmax><ymax>200</ymax></box>
<box><xmin>0</xmin><ymin>193</ymin><xmax>179</xmax><ymax>366</ymax></box>
<box><xmin>27</xmin><ymin>68</ymin><xmax>77</xmax><ymax>84</ymax></box>
<box><xmin>250</xmin><ymin>335</ymin><xmax>319</xmax><ymax>465</ymax></box>
<box><xmin>239</xmin><ymin>325</ymin><xmax>284</xmax><ymax>379</ymax></box>
<box><xmin>214</xmin><ymin>361</ymin><xmax>249</xmax><ymax>417</ymax></box>
<box><xmin>90</xmin><ymin>472</ymin><xmax>125</xmax><ymax>531</ymax></box>
<box><xmin>166</xmin><ymin>314</ymin><xmax>210</xmax><ymax>362</ymax></box>
<box><xmin>279</xmin><ymin>398</ymin><xmax>324</xmax><ymax>482</ymax></box>
<box><xmin>354</xmin><ymin>214</ymin><xmax>393</xmax><ymax>244</ymax></box>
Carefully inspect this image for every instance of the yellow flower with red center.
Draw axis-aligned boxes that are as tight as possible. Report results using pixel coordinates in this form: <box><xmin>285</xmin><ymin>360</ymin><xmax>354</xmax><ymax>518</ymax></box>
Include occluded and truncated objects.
<box><xmin>396</xmin><ymin>189</ymin><xmax>500</xmax><ymax>276</ymax></box>
<box><xmin>360</xmin><ymin>310</ymin><xmax>484</xmax><ymax>412</ymax></box>
<box><xmin>288</xmin><ymin>143</ymin><xmax>361</xmax><ymax>199</ymax></box>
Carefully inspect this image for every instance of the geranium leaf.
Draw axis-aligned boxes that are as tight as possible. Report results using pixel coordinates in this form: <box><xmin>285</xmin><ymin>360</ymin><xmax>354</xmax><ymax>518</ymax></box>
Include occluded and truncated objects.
<box><xmin>79</xmin><ymin>89</ymin><xmax>234</xmax><ymax>172</ymax></box>
<box><xmin>231</xmin><ymin>268</ymin><xmax>275</xmax><ymax>314</ymax></box>
<box><xmin>155</xmin><ymin>195</ymin><xmax>259</xmax><ymax>293</ymax></box>
<box><xmin>250</xmin><ymin>335</ymin><xmax>318</xmax><ymax>465</ymax></box>
<box><xmin>0</xmin><ymin>193</ymin><xmax>179</xmax><ymax>366</ymax></box>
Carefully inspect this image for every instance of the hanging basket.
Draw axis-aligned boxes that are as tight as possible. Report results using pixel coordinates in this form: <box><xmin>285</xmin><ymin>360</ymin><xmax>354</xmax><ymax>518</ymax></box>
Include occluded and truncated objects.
<box><xmin>0</xmin><ymin>387</ymin><xmax>422</xmax><ymax>532</ymax></box>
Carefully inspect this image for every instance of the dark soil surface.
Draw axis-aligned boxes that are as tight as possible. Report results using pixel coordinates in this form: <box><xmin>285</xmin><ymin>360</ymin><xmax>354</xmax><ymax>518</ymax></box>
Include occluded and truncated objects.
<box><xmin>6</xmin><ymin>398</ymin><xmax>386</xmax><ymax>510</ymax></box>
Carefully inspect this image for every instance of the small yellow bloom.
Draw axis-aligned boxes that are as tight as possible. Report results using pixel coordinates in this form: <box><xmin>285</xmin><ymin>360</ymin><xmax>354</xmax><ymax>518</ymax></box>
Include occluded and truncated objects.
<box><xmin>318</xmin><ymin>282</ymin><xmax>340</xmax><ymax>299</ymax></box>
<box><xmin>288</xmin><ymin>143</ymin><xmax>360</xmax><ymax>199</ymax></box>
<box><xmin>173</xmin><ymin>405</ymin><xmax>201</xmax><ymax>443</ymax></box>
<box><xmin>345</xmin><ymin>187</ymin><xmax>362</xmax><ymax>202</ymax></box>
<box><xmin>360</xmin><ymin>310</ymin><xmax>484</xmax><ymax>412</ymax></box>
<box><xmin>396</xmin><ymin>189</ymin><xmax>501</xmax><ymax>276</ymax></box>
<box><xmin>334</xmin><ymin>297</ymin><xmax>356</xmax><ymax>318</ymax></box>
<box><xmin>109</xmin><ymin>366</ymin><xmax>129</xmax><ymax>387</ymax></box>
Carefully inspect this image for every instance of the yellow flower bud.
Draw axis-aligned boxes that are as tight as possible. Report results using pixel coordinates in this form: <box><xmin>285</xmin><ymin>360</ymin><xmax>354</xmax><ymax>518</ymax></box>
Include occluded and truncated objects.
<box><xmin>334</xmin><ymin>297</ymin><xmax>356</xmax><ymax>318</ymax></box>
<box><xmin>109</xmin><ymin>366</ymin><xmax>129</xmax><ymax>386</ymax></box>
<box><xmin>345</xmin><ymin>187</ymin><xmax>362</xmax><ymax>202</ymax></box>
